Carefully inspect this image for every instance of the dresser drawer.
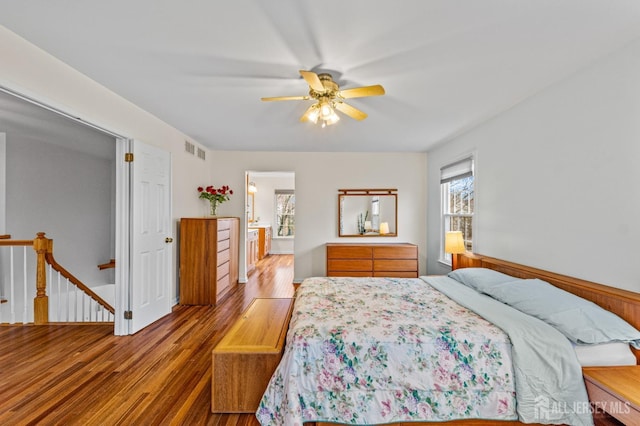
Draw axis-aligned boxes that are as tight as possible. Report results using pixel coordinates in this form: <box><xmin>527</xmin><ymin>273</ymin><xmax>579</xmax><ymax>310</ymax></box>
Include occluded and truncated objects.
<box><xmin>217</xmin><ymin>220</ymin><xmax>231</xmax><ymax>231</ymax></box>
<box><xmin>217</xmin><ymin>248</ymin><xmax>230</xmax><ymax>266</ymax></box>
<box><xmin>329</xmin><ymin>271</ymin><xmax>372</xmax><ymax>277</ymax></box>
<box><xmin>374</xmin><ymin>271</ymin><xmax>419</xmax><ymax>278</ymax></box>
<box><xmin>327</xmin><ymin>246</ymin><xmax>373</xmax><ymax>259</ymax></box>
<box><xmin>328</xmin><ymin>259</ymin><xmax>372</xmax><ymax>272</ymax></box>
<box><xmin>217</xmin><ymin>229</ymin><xmax>230</xmax><ymax>242</ymax></box>
<box><xmin>374</xmin><ymin>259</ymin><xmax>418</xmax><ymax>272</ymax></box>
<box><xmin>217</xmin><ymin>261</ymin><xmax>230</xmax><ymax>279</ymax></box>
<box><xmin>374</xmin><ymin>246</ymin><xmax>417</xmax><ymax>259</ymax></box>
<box><xmin>216</xmin><ymin>273</ymin><xmax>230</xmax><ymax>296</ymax></box>
<box><xmin>217</xmin><ymin>238</ymin><xmax>230</xmax><ymax>252</ymax></box>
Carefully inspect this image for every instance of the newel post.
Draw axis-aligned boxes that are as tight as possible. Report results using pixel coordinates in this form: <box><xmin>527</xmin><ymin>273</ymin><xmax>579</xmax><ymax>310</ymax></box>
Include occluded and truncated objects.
<box><xmin>33</xmin><ymin>232</ymin><xmax>49</xmax><ymax>324</ymax></box>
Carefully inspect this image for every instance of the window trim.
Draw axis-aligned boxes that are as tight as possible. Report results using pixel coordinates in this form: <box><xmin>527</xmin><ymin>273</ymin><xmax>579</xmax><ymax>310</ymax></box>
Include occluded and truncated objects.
<box><xmin>439</xmin><ymin>156</ymin><xmax>475</xmax><ymax>265</ymax></box>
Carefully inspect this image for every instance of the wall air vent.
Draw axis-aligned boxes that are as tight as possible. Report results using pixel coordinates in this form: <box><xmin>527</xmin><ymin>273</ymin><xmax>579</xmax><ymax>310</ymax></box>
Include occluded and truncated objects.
<box><xmin>185</xmin><ymin>140</ymin><xmax>195</xmax><ymax>155</ymax></box>
<box><xmin>197</xmin><ymin>148</ymin><xmax>206</xmax><ymax>160</ymax></box>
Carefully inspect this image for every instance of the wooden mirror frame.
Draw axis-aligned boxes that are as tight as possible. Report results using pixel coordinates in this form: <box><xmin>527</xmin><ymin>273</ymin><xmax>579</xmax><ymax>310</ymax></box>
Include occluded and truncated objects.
<box><xmin>247</xmin><ymin>193</ymin><xmax>255</xmax><ymax>222</ymax></box>
<box><xmin>338</xmin><ymin>189</ymin><xmax>398</xmax><ymax>237</ymax></box>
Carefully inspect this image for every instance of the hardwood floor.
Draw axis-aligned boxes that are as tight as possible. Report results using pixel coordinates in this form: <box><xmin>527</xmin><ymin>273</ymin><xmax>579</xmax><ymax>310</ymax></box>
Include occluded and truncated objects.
<box><xmin>0</xmin><ymin>254</ymin><xmax>295</xmax><ymax>426</ymax></box>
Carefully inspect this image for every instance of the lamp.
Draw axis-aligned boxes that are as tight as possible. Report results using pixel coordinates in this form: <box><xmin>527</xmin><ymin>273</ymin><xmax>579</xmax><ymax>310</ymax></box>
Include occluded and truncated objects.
<box><xmin>444</xmin><ymin>231</ymin><xmax>466</xmax><ymax>270</ymax></box>
<box><xmin>379</xmin><ymin>222</ymin><xmax>390</xmax><ymax>235</ymax></box>
<box><xmin>248</xmin><ymin>182</ymin><xmax>257</xmax><ymax>194</ymax></box>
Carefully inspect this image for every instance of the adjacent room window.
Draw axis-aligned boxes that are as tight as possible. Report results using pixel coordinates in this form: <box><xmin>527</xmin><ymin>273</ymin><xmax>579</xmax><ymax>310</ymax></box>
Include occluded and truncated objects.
<box><xmin>275</xmin><ymin>190</ymin><xmax>295</xmax><ymax>237</ymax></box>
<box><xmin>440</xmin><ymin>157</ymin><xmax>474</xmax><ymax>264</ymax></box>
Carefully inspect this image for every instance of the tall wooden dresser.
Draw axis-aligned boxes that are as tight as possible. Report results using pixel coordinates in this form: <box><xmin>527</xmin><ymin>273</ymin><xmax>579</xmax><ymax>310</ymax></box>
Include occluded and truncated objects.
<box><xmin>326</xmin><ymin>243</ymin><xmax>419</xmax><ymax>278</ymax></box>
<box><xmin>179</xmin><ymin>217</ymin><xmax>239</xmax><ymax>305</ymax></box>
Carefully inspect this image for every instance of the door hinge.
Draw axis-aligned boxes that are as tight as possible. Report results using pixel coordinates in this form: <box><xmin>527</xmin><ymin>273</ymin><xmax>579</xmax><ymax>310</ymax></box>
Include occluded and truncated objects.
<box><xmin>124</xmin><ymin>310</ymin><xmax>133</xmax><ymax>320</ymax></box>
<box><xmin>124</xmin><ymin>152</ymin><xmax>134</xmax><ymax>162</ymax></box>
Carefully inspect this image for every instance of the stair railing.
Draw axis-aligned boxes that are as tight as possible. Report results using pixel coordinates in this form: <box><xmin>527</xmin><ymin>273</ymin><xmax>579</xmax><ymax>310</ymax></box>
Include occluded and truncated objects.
<box><xmin>0</xmin><ymin>232</ymin><xmax>115</xmax><ymax>324</ymax></box>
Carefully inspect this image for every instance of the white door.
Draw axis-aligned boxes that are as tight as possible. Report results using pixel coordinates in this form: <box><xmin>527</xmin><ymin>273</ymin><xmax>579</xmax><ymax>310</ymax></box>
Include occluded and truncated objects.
<box><xmin>129</xmin><ymin>140</ymin><xmax>172</xmax><ymax>333</ymax></box>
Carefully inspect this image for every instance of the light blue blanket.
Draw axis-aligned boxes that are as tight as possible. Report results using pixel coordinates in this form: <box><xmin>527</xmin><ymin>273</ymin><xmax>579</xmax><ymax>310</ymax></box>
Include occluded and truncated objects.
<box><xmin>424</xmin><ymin>276</ymin><xmax>593</xmax><ymax>426</ymax></box>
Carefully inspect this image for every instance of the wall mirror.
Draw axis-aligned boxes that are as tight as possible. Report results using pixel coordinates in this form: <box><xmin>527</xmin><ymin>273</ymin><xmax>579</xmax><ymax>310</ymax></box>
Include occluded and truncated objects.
<box><xmin>247</xmin><ymin>193</ymin><xmax>255</xmax><ymax>222</ymax></box>
<box><xmin>338</xmin><ymin>189</ymin><xmax>397</xmax><ymax>237</ymax></box>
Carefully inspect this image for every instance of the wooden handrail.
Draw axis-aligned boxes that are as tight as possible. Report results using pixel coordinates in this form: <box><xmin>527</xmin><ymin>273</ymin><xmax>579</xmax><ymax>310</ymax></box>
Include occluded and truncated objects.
<box><xmin>97</xmin><ymin>259</ymin><xmax>116</xmax><ymax>270</ymax></box>
<box><xmin>38</xmin><ymin>233</ymin><xmax>115</xmax><ymax>315</ymax></box>
<box><xmin>1</xmin><ymin>232</ymin><xmax>115</xmax><ymax>323</ymax></box>
<box><xmin>0</xmin><ymin>239</ymin><xmax>33</xmax><ymax>246</ymax></box>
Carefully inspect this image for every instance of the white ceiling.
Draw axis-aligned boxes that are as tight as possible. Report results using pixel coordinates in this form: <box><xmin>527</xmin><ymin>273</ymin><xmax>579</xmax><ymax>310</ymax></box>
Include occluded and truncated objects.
<box><xmin>2</xmin><ymin>0</ymin><xmax>640</xmax><ymax>152</ymax></box>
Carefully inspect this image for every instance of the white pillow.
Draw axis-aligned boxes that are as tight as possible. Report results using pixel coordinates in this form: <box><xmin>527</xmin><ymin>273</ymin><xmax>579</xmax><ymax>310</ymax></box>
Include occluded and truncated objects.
<box><xmin>572</xmin><ymin>342</ymin><xmax>637</xmax><ymax>366</ymax></box>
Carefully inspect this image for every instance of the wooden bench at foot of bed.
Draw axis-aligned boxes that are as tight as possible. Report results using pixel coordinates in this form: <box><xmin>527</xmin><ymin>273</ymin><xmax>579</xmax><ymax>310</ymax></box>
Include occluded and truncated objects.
<box><xmin>211</xmin><ymin>297</ymin><xmax>294</xmax><ymax>413</ymax></box>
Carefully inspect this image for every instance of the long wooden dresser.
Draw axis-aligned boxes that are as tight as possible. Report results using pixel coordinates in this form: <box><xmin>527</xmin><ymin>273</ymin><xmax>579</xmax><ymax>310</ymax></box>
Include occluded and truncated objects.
<box><xmin>179</xmin><ymin>217</ymin><xmax>239</xmax><ymax>305</ymax></box>
<box><xmin>326</xmin><ymin>243</ymin><xmax>419</xmax><ymax>278</ymax></box>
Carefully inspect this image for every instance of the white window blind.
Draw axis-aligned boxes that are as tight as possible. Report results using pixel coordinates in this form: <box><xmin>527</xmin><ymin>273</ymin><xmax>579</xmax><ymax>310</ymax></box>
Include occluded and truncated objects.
<box><xmin>440</xmin><ymin>157</ymin><xmax>473</xmax><ymax>183</ymax></box>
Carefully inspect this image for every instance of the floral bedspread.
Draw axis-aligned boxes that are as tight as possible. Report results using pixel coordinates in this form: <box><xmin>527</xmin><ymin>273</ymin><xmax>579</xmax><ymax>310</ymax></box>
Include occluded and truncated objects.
<box><xmin>256</xmin><ymin>276</ymin><xmax>517</xmax><ymax>425</ymax></box>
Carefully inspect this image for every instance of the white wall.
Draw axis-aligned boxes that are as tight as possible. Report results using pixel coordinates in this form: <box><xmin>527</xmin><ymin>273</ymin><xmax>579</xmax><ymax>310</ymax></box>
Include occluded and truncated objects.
<box><xmin>212</xmin><ymin>152</ymin><xmax>427</xmax><ymax>282</ymax></box>
<box><xmin>5</xmin><ymin>132</ymin><xmax>114</xmax><ymax>285</ymax></box>
<box><xmin>0</xmin><ymin>26</ymin><xmax>211</xmax><ymax>302</ymax></box>
<box><xmin>427</xmin><ymin>39</ymin><xmax>640</xmax><ymax>293</ymax></box>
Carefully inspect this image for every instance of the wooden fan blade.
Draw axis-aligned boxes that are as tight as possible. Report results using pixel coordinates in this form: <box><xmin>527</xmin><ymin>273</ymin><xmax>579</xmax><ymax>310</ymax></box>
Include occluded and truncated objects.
<box><xmin>339</xmin><ymin>84</ymin><xmax>385</xmax><ymax>99</ymax></box>
<box><xmin>299</xmin><ymin>70</ymin><xmax>325</xmax><ymax>92</ymax></box>
<box><xmin>299</xmin><ymin>104</ymin><xmax>317</xmax><ymax>122</ymax></box>
<box><xmin>261</xmin><ymin>95</ymin><xmax>310</xmax><ymax>101</ymax></box>
<box><xmin>335</xmin><ymin>102</ymin><xmax>368</xmax><ymax>120</ymax></box>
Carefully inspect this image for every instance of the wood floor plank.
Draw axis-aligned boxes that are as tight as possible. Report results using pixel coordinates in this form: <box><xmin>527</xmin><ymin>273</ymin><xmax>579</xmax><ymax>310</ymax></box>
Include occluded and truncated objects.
<box><xmin>0</xmin><ymin>254</ymin><xmax>293</xmax><ymax>425</ymax></box>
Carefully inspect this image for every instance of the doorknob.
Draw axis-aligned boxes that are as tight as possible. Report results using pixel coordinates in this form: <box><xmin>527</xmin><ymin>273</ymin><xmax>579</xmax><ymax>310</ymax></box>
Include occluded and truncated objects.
<box><xmin>165</xmin><ymin>237</ymin><xmax>173</xmax><ymax>243</ymax></box>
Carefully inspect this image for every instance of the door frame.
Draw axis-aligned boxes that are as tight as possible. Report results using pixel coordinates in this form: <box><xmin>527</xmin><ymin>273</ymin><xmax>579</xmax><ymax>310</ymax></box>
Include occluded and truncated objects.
<box><xmin>244</xmin><ymin>170</ymin><xmax>296</xmax><ymax>282</ymax></box>
<box><xmin>114</xmin><ymin>138</ymin><xmax>131</xmax><ymax>335</ymax></box>
<box><xmin>0</xmin><ymin>86</ymin><xmax>149</xmax><ymax>335</ymax></box>
<box><xmin>0</xmin><ymin>87</ymin><xmax>176</xmax><ymax>335</ymax></box>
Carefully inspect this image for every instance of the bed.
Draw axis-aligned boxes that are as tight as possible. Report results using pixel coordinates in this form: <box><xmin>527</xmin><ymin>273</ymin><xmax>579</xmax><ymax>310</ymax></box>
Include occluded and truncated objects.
<box><xmin>256</xmin><ymin>253</ymin><xmax>640</xmax><ymax>426</ymax></box>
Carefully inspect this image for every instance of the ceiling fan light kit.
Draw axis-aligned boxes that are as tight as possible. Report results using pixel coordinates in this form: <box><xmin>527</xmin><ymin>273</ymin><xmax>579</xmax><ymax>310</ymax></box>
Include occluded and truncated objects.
<box><xmin>305</xmin><ymin>100</ymin><xmax>340</xmax><ymax>128</ymax></box>
<box><xmin>261</xmin><ymin>70</ymin><xmax>385</xmax><ymax>127</ymax></box>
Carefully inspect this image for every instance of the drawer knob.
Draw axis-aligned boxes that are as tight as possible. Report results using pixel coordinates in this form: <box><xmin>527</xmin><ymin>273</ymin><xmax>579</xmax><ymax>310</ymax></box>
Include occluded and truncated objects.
<box><xmin>165</xmin><ymin>237</ymin><xmax>174</xmax><ymax>243</ymax></box>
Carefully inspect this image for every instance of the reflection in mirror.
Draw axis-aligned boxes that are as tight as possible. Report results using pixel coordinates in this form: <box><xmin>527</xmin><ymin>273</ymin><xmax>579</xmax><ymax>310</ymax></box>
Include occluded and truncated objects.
<box><xmin>247</xmin><ymin>193</ymin><xmax>254</xmax><ymax>222</ymax></box>
<box><xmin>338</xmin><ymin>189</ymin><xmax>397</xmax><ymax>237</ymax></box>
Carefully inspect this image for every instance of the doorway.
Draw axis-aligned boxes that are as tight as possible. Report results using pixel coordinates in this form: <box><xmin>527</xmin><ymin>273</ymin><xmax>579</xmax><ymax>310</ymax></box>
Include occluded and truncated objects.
<box><xmin>245</xmin><ymin>171</ymin><xmax>295</xmax><ymax>281</ymax></box>
<box><xmin>0</xmin><ymin>88</ymin><xmax>172</xmax><ymax>334</ymax></box>
<box><xmin>1</xmin><ymin>90</ymin><xmax>118</xmax><ymax>325</ymax></box>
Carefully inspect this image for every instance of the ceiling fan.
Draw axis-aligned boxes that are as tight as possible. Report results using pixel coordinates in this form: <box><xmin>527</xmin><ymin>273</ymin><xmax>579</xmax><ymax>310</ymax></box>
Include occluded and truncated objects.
<box><xmin>261</xmin><ymin>70</ymin><xmax>385</xmax><ymax>127</ymax></box>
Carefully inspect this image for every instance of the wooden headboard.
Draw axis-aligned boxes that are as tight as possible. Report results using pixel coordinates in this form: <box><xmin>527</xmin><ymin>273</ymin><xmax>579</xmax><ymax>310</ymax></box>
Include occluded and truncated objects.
<box><xmin>456</xmin><ymin>252</ymin><xmax>640</xmax><ymax>363</ymax></box>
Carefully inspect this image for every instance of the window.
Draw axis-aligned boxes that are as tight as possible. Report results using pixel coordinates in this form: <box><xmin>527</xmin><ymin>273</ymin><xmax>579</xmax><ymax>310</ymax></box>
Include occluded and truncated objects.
<box><xmin>440</xmin><ymin>157</ymin><xmax>474</xmax><ymax>263</ymax></box>
<box><xmin>275</xmin><ymin>190</ymin><xmax>295</xmax><ymax>237</ymax></box>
